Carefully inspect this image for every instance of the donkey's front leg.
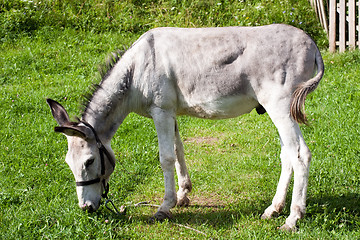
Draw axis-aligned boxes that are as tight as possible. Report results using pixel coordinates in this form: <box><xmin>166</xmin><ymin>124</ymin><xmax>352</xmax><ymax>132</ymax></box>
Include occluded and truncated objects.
<box><xmin>151</xmin><ymin>108</ymin><xmax>177</xmax><ymax>221</ymax></box>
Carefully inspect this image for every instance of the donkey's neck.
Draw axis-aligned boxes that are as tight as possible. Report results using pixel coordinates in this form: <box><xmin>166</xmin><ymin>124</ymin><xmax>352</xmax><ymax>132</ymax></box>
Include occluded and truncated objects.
<box><xmin>82</xmin><ymin>60</ymin><xmax>133</xmax><ymax>142</ymax></box>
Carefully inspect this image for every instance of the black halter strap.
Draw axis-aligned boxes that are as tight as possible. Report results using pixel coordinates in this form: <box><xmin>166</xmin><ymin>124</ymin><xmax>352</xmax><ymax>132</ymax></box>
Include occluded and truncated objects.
<box><xmin>75</xmin><ymin>178</ymin><xmax>101</xmax><ymax>186</ymax></box>
<box><xmin>75</xmin><ymin>120</ymin><xmax>115</xmax><ymax>199</ymax></box>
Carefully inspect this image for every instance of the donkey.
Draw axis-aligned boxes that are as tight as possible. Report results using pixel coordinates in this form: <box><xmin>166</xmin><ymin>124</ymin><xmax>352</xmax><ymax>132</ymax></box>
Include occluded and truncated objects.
<box><xmin>47</xmin><ymin>24</ymin><xmax>324</xmax><ymax>231</ymax></box>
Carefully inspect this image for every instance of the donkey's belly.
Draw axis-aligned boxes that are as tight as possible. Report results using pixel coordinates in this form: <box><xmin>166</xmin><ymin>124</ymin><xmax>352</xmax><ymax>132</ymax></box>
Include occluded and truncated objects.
<box><xmin>178</xmin><ymin>95</ymin><xmax>258</xmax><ymax>119</ymax></box>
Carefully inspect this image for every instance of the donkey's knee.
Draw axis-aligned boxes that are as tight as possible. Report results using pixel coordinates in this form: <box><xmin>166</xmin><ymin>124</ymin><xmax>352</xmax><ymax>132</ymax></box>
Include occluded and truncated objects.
<box><xmin>160</xmin><ymin>154</ymin><xmax>176</xmax><ymax>171</ymax></box>
<box><xmin>300</xmin><ymin>143</ymin><xmax>311</xmax><ymax>166</ymax></box>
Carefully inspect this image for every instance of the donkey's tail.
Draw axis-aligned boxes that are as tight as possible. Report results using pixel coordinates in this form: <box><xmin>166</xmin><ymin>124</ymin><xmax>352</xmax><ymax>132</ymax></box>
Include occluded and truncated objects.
<box><xmin>290</xmin><ymin>48</ymin><xmax>324</xmax><ymax>125</ymax></box>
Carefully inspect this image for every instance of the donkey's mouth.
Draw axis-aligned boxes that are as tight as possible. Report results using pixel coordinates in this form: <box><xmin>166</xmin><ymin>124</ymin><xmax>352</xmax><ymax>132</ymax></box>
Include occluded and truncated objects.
<box><xmin>80</xmin><ymin>201</ymin><xmax>100</xmax><ymax>213</ymax></box>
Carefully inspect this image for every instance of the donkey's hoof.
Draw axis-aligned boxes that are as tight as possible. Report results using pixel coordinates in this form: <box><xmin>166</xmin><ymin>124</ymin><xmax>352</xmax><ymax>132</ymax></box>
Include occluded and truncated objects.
<box><xmin>177</xmin><ymin>196</ymin><xmax>190</xmax><ymax>207</ymax></box>
<box><xmin>278</xmin><ymin>223</ymin><xmax>297</xmax><ymax>232</ymax></box>
<box><xmin>148</xmin><ymin>211</ymin><xmax>173</xmax><ymax>223</ymax></box>
<box><xmin>261</xmin><ymin>210</ymin><xmax>279</xmax><ymax>219</ymax></box>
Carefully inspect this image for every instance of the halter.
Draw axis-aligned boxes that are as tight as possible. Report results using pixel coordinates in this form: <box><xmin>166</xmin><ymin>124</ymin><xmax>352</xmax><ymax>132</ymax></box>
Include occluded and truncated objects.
<box><xmin>75</xmin><ymin>120</ymin><xmax>116</xmax><ymax>199</ymax></box>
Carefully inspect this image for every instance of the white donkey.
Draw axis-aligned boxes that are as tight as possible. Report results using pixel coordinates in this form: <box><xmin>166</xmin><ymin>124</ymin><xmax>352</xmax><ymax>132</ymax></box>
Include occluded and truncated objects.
<box><xmin>47</xmin><ymin>24</ymin><xmax>324</xmax><ymax>231</ymax></box>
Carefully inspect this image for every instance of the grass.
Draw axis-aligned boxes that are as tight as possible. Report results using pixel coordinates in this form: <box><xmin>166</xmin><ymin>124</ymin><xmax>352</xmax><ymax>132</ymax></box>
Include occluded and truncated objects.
<box><xmin>1</xmin><ymin>0</ymin><xmax>360</xmax><ymax>239</ymax></box>
<box><xmin>1</xmin><ymin>0</ymin><xmax>327</xmax><ymax>47</ymax></box>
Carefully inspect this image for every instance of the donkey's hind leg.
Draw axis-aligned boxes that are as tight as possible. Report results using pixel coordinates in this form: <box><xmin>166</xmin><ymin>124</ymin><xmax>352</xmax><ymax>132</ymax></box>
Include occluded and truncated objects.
<box><xmin>174</xmin><ymin>121</ymin><xmax>192</xmax><ymax>207</ymax></box>
<box><xmin>261</xmin><ymin>136</ymin><xmax>293</xmax><ymax>219</ymax></box>
<box><xmin>261</xmin><ymin>103</ymin><xmax>311</xmax><ymax>231</ymax></box>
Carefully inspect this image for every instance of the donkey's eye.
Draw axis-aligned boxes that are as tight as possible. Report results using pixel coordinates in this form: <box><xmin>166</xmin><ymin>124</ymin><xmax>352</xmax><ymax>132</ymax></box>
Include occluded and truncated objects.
<box><xmin>84</xmin><ymin>158</ymin><xmax>95</xmax><ymax>168</ymax></box>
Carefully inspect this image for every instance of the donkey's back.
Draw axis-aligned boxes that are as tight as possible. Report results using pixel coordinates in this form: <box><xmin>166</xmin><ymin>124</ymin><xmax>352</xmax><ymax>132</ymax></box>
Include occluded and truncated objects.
<box><xmin>131</xmin><ymin>24</ymin><xmax>323</xmax><ymax>122</ymax></box>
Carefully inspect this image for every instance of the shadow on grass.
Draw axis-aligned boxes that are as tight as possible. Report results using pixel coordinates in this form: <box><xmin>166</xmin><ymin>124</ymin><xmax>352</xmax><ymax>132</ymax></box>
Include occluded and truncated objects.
<box><xmin>102</xmin><ymin>198</ymin><xmax>270</xmax><ymax>230</ymax></box>
<box><xmin>96</xmin><ymin>192</ymin><xmax>360</xmax><ymax>234</ymax></box>
<box><xmin>90</xmin><ymin>194</ymin><xmax>360</xmax><ymax>239</ymax></box>
<box><xmin>174</xmin><ymin>204</ymin><xmax>258</xmax><ymax>228</ymax></box>
<box><xmin>305</xmin><ymin>193</ymin><xmax>360</xmax><ymax>231</ymax></box>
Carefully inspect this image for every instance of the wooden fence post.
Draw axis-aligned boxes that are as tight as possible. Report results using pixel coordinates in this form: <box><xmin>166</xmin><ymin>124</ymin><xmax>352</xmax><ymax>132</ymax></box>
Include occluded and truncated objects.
<box><xmin>329</xmin><ymin>0</ymin><xmax>337</xmax><ymax>52</ymax></box>
<box><xmin>349</xmin><ymin>0</ymin><xmax>356</xmax><ymax>50</ymax></box>
<box><xmin>339</xmin><ymin>0</ymin><xmax>346</xmax><ymax>52</ymax></box>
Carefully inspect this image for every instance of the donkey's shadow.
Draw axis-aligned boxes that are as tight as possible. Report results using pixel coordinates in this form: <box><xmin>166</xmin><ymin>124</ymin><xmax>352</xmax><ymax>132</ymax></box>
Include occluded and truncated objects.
<box><xmin>106</xmin><ymin>193</ymin><xmax>360</xmax><ymax>232</ymax></box>
<box><xmin>305</xmin><ymin>193</ymin><xmax>360</xmax><ymax>225</ymax></box>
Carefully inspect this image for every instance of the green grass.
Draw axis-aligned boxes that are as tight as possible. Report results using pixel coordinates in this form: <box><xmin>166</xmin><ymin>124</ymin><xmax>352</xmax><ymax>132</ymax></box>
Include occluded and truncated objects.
<box><xmin>1</xmin><ymin>0</ymin><xmax>360</xmax><ymax>239</ymax></box>
<box><xmin>1</xmin><ymin>0</ymin><xmax>327</xmax><ymax>47</ymax></box>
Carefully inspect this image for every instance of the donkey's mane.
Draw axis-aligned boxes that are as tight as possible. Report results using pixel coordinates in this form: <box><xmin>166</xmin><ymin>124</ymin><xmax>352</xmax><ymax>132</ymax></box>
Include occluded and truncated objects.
<box><xmin>81</xmin><ymin>48</ymin><xmax>129</xmax><ymax>117</ymax></box>
<box><xmin>98</xmin><ymin>49</ymin><xmax>127</xmax><ymax>80</ymax></box>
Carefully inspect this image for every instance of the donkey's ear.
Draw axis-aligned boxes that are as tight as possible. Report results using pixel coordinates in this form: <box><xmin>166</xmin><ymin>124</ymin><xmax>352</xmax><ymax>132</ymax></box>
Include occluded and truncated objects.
<box><xmin>54</xmin><ymin>125</ymin><xmax>92</xmax><ymax>139</ymax></box>
<box><xmin>46</xmin><ymin>99</ymin><xmax>71</xmax><ymax>126</ymax></box>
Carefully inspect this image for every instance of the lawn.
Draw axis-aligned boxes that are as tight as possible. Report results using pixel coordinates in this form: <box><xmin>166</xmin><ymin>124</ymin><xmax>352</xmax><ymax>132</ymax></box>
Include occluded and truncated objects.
<box><xmin>1</xmin><ymin>0</ymin><xmax>360</xmax><ymax>239</ymax></box>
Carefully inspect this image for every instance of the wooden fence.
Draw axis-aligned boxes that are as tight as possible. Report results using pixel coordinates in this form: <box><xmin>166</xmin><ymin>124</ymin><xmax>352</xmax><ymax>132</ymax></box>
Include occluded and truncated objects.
<box><xmin>329</xmin><ymin>0</ymin><xmax>360</xmax><ymax>52</ymax></box>
<box><xmin>309</xmin><ymin>0</ymin><xmax>328</xmax><ymax>34</ymax></box>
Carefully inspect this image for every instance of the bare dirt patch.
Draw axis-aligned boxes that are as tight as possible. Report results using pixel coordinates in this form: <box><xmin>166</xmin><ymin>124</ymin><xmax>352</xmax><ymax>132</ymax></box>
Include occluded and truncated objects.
<box><xmin>184</xmin><ymin>136</ymin><xmax>220</xmax><ymax>145</ymax></box>
<box><xmin>188</xmin><ymin>192</ymin><xmax>231</xmax><ymax>208</ymax></box>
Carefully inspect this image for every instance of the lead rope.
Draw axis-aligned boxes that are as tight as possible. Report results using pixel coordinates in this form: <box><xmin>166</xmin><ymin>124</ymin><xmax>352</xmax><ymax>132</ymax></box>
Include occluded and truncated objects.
<box><xmin>104</xmin><ymin>199</ymin><xmax>127</xmax><ymax>215</ymax></box>
<box><xmin>103</xmin><ymin>198</ymin><xmax>209</xmax><ymax>238</ymax></box>
<box><xmin>104</xmin><ymin>198</ymin><xmax>159</xmax><ymax>216</ymax></box>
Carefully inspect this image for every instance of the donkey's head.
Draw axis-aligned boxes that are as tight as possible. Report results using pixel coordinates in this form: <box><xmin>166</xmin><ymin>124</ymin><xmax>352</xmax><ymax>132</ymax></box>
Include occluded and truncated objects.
<box><xmin>47</xmin><ymin>99</ymin><xmax>115</xmax><ymax>212</ymax></box>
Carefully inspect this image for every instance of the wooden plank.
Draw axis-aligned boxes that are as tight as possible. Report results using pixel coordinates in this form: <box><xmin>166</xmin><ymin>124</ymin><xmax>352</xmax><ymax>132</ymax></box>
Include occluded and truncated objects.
<box><xmin>315</xmin><ymin>0</ymin><xmax>322</xmax><ymax>28</ymax></box>
<box><xmin>329</xmin><ymin>0</ymin><xmax>337</xmax><ymax>52</ymax></box>
<box><xmin>339</xmin><ymin>0</ymin><xmax>346</xmax><ymax>52</ymax></box>
<box><xmin>349</xmin><ymin>0</ymin><xmax>356</xmax><ymax>50</ymax></box>
<box><xmin>309</xmin><ymin>0</ymin><xmax>315</xmax><ymax>9</ymax></box>
<box><xmin>311</xmin><ymin>0</ymin><xmax>316</xmax><ymax>8</ymax></box>
<box><xmin>318</xmin><ymin>0</ymin><xmax>329</xmax><ymax>34</ymax></box>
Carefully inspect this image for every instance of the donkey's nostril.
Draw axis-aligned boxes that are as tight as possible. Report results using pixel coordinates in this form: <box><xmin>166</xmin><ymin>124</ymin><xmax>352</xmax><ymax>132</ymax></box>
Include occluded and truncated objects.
<box><xmin>81</xmin><ymin>202</ymin><xmax>96</xmax><ymax>213</ymax></box>
<box><xmin>86</xmin><ymin>204</ymin><xmax>95</xmax><ymax>213</ymax></box>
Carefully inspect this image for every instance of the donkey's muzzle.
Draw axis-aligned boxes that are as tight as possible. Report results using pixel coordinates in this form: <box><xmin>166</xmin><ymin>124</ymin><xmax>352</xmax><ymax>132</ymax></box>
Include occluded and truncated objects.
<box><xmin>80</xmin><ymin>201</ymin><xmax>99</xmax><ymax>213</ymax></box>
